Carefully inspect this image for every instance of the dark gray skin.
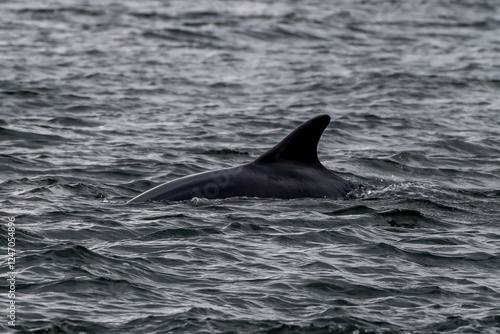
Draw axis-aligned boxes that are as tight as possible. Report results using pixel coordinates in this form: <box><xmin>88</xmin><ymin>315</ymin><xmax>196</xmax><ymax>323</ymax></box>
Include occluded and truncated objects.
<box><xmin>127</xmin><ymin>114</ymin><xmax>353</xmax><ymax>203</ymax></box>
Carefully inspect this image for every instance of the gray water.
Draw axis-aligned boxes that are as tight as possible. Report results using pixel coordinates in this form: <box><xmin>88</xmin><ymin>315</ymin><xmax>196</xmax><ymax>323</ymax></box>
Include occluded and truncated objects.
<box><xmin>1</xmin><ymin>0</ymin><xmax>500</xmax><ymax>333</ymax></box>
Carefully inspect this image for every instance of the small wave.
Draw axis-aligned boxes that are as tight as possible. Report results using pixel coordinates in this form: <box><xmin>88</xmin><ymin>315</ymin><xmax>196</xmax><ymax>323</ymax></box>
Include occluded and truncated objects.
<box><xmin>422</xmin><ymin>314</ymin><xmax>500</xmax><ymax>333</ymax></box>
<box><xmin>353</xmin><ymin>182</ymin><xmax>441</xmax><ymax>199</ymax></box>
<box><xmin>199</xmin><ymin>148</ymin><xmax>249</xmax><ymax>155</ymax></box>
<box><xmin>139</xmin><ymin>226</ymin><xmax>223</xmax><ymax>240</ymax></box>
<box><xmin>48</xmin><ymin>116</ymin><xmax>101</xmax><ymax>127</ymax></box>
<box><xmin>142</xmin><ymin>28</ymin><xmax>221</xmax><ymax>43</ymax></box>
<box><xmin>0</xmin><ymin>126</ymin><xmax>65</xmax><ymax>143</ymax></box>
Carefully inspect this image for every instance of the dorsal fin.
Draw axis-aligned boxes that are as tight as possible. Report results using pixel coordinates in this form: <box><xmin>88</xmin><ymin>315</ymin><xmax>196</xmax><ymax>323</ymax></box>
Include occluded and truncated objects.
<box><xmin>254</xmin><ymin>114</ymin><xmax>330</xmax><ymax>165</ymax></box>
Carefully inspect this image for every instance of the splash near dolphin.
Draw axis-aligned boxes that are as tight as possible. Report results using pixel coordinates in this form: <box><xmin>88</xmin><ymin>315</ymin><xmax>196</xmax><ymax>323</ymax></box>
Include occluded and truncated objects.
<box><xmin>127</xmin><ymin>115</ymin><xmax>353</xmax><ymax>203</ymax></box>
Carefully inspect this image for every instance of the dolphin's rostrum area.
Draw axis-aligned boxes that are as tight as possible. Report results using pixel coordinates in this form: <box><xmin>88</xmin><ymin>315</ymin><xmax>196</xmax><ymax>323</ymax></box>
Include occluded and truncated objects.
<box><xmin>127</xmin><ymin>115</ymin><xmax>353</xmax><ymax>203</ymax></box>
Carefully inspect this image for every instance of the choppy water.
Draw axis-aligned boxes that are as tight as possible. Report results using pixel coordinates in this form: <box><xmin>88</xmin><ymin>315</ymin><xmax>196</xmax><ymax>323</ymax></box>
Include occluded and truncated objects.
<box><xmin>1</xmin><ymin>0</ymin><xmax>500</xmax><ymax>333</ymax></box>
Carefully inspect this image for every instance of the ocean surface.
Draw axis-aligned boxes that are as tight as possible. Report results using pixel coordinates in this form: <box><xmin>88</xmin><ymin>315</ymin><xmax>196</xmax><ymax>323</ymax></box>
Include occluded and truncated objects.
<box><xmin>1</xmin><ymin>0</ymin><xmax>500</xmax><ymax>333</ymax></box>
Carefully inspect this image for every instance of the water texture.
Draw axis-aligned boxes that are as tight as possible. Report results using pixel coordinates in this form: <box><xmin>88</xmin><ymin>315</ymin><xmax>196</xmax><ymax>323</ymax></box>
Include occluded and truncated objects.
<box><xmin>1</xmin><ymin>0</ymin><xmax>500</xmax><ymax>333</ymax></box>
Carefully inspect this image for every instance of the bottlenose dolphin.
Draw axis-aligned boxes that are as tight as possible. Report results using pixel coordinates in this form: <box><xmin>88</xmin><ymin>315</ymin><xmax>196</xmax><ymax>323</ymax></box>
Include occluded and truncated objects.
<box><xmin>127</xmin><ymin>114</ymin><xmax>353</xmax><ymax>203</ymax></box>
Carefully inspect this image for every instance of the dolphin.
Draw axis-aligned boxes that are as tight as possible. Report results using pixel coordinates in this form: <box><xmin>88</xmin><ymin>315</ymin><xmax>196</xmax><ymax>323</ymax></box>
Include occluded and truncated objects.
<box><xmin>127</xmin><ymin>114</ymin><xmax>353</xmax><ymax>203</ymax></box>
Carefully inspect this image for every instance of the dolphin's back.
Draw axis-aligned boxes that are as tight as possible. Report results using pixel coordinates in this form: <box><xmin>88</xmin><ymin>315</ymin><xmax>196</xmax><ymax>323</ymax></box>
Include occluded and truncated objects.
<box><xmin>127</xmin><ymin>115</ymin><xmax>353</xmax><ymax>203</ymax></box>
<box><xmin>127</xmin><ymin>166</ymin><xmax>245</xmax><ymax>203</ymax></box>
